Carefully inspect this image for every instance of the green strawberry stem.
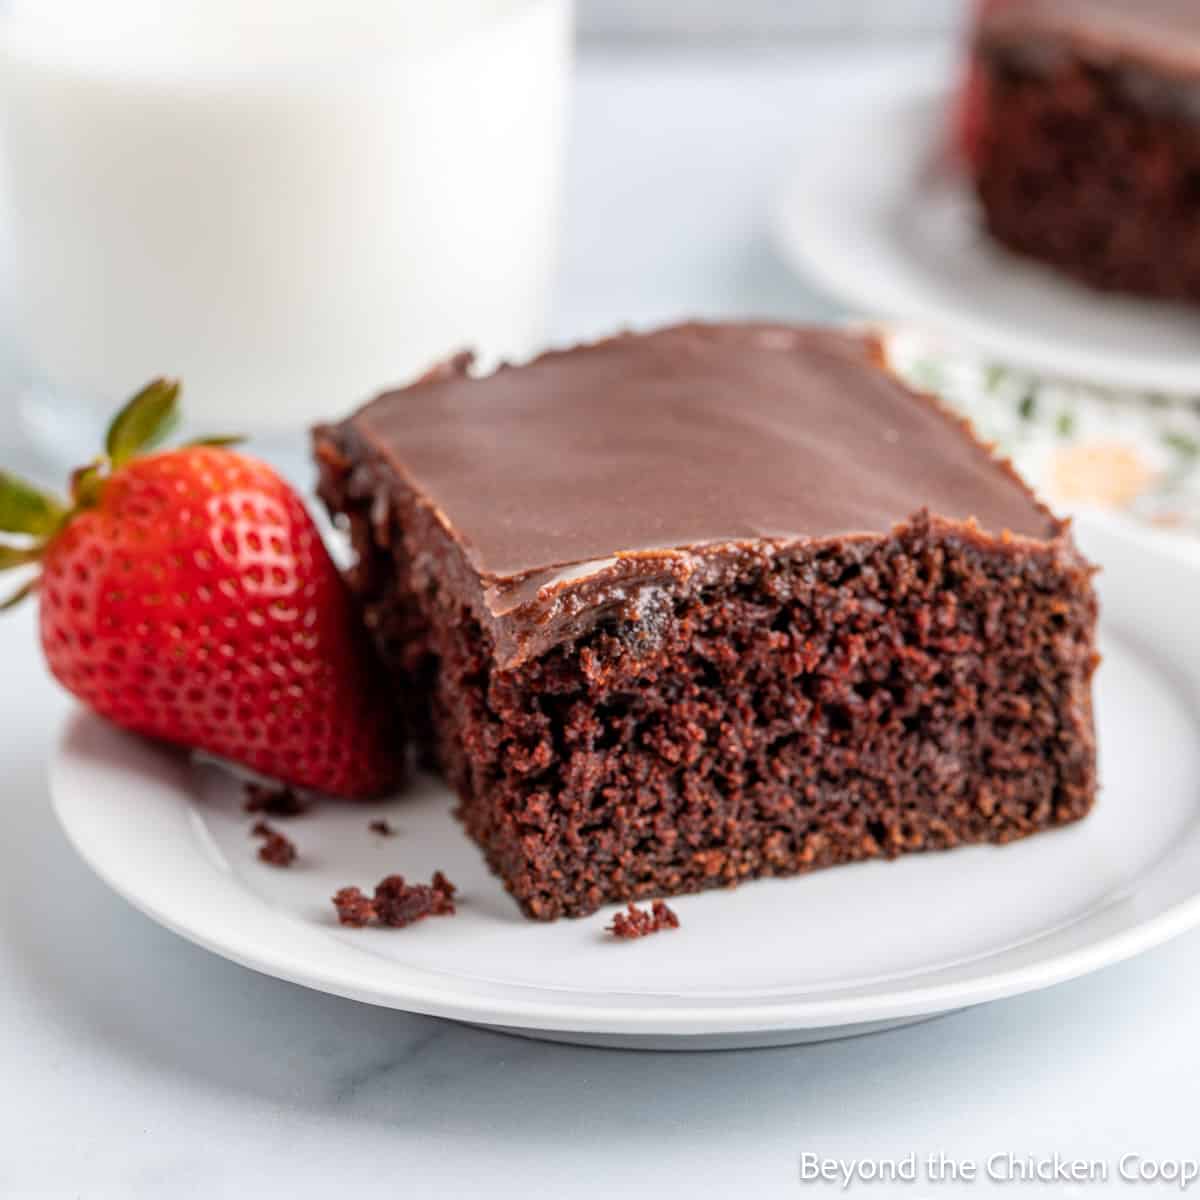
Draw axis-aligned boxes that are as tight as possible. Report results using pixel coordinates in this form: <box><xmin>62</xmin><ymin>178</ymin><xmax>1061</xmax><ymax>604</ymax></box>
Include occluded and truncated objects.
<box><xmin>0</xmin><ymin>378</ymin><xmax>241</xmax><ymax>607</ymax></box>
<box><xmin>105</xmin><ymin>378</ymin><xmax>181</xmax><ymax>467</ymax></box>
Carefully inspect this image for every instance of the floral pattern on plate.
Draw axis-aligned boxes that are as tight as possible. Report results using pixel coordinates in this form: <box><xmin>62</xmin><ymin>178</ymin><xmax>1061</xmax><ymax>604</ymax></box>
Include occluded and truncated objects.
<box><xmin>882</xmin><ymin>326</ymin><xmax>1200</xmax><ymax>539</ymax></box>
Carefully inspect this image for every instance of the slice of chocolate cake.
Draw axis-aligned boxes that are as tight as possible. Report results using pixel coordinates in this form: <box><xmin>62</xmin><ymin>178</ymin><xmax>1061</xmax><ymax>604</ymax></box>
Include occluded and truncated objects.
<box><xmin>315</xmin><ymin>323</ymin><xmax>1099</xmax><ymax>920</ymax></box>
<box><xmin>961</xmin><ymin>0</ymin><xmax>1200</xmax><ymax>301</ymax></box>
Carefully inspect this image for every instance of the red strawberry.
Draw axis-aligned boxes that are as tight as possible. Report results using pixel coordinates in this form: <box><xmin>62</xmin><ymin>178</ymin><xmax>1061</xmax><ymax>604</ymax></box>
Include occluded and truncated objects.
<box><xmin>1</xmin><ymin>379</ymin><xmax>403</xmax><ymax>798</ymax></box>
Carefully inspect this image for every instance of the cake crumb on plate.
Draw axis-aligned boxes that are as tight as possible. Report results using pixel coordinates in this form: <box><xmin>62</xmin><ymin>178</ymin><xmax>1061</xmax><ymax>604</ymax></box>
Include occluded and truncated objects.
<box><xmin>607</xmin><ymin>900</ymin><xmax>680</xmax><ymax>940</ymax></box>
<box><xmin>250</xmin><ymin>820</ymin><xmax>297</xmax><ymax>867</ymax></box>
<box><xmin>333</xmin><ymin>871</ymin><xmax>457</xmax><ymax>929</ymax></box>
<box><xmin>243</xmin><ymin>781</ymin><xmax>307</xmax><ymax>817</ymax></box>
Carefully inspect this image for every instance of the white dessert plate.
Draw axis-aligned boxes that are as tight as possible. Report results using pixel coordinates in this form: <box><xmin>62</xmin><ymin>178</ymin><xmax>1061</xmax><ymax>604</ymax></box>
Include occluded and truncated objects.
<box><xmin>774</xmin><ymin>83</ymin><xmax>1200</xmax><ymax>395</ymax></box>
<box><xmin>50</xmin><ymin>516</ymin><xmax>1200</xmax><ymax>1050</ymax></box>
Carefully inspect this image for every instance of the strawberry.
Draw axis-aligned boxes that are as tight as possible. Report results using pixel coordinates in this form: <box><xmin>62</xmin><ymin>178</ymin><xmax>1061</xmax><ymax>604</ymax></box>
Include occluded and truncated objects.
<box><xmin>0</xmin><ymin>379</ymin><xmax>403</xmax><ymax>798</ymax></box>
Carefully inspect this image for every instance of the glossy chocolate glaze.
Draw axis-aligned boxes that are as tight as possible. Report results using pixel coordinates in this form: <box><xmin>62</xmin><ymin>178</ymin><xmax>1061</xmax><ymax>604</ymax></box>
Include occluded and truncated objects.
<box><xmin>333</xmin><ymin>323</ymin><xmax>1066</xmax><ymax>667</ymax></box>
<box><xmin>979</xmin><ymin>0</ymin><xmax>1200</xmax><ymax>79</ymax></box>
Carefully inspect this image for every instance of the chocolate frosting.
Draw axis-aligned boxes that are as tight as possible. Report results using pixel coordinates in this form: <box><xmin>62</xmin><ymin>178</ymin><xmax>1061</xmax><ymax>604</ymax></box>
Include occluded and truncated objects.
<box><xmin>345</xmin><ymin>323</ymin><xmax>1063</xmax><ymax>666</ymax></box>
<box><xmin>979</xmin><ymin>0</ymin><xmax>1200</xmax><ymax>78</ymax></box>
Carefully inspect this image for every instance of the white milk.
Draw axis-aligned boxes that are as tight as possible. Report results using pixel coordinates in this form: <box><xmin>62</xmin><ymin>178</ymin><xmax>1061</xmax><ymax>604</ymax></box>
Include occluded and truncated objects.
<box><xmin>0</xmin><ymin>0</ymin><xmax>571</xmax><ymax>435</ymax></box>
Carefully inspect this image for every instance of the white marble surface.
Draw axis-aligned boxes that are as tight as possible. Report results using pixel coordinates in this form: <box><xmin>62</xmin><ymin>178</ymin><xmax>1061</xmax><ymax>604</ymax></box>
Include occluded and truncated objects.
<box><xmin>4</xmin><ymin>42</ymin><xmax>1200</xmax><ymax>1199</ymax></box>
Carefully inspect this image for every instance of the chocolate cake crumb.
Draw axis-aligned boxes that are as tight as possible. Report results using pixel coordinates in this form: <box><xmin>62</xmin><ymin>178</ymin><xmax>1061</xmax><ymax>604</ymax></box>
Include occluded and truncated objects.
<box><xmin>332</xmin><ymin>886</ymin><xmax>376</xmax><ymax>928</ymax></box>
<box><xmin>250</xmin><ymin>820</ymin><xmax>297</xmax><ymax>867</ymax></box>
<box><xmin>332</xmin><ymin>871</ymin><xmax>457</xmax><ymax>929</ymax></box>
<box><xmin>607</xmin><ymin>900</ymin><xmax>680</xmax><ymax>940</ymax></box>
<box><xmin>374</xmin><ymin>872</ymin><xmax>456</xmax><ymax>926</ymax></box>
<box><xmin>243</xmin><ymin>781</ymin><xmax>307</xmax><ymax>817</ymax></box>
<box><xmin>368</xmin><ymin>818</ymin><xmax>396</xmax><ymax>836</ymax></box>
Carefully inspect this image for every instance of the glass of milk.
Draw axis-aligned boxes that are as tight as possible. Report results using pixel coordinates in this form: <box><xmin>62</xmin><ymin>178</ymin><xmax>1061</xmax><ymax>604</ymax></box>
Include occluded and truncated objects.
<box><xmin>0</xmin><ymin>0</ymin><xmax>572</xmax><ymax>458</ymax></box>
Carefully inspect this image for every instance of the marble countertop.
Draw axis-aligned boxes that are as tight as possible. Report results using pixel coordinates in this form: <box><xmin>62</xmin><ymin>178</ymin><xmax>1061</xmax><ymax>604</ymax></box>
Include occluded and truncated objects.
<box><xmin>4</xmin><ymin>41</ymin><xmax>1199</xmax><ymax>1199</ymax></box>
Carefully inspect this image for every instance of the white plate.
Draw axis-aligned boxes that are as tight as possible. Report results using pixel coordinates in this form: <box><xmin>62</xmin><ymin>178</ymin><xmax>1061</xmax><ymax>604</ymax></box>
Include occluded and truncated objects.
<box><xmin>774</xmin><ymin>84</ymin><xmax>1200</xmax><ymax>395</ymax></box>
<box><xmin>50</xmin><ymin>516</ymin><xmax>1200</xmax><ymax>1050</ymax></box>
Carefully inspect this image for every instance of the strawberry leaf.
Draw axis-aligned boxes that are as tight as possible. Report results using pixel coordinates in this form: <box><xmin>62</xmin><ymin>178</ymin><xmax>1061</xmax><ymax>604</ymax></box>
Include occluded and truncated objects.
<box><xmin>69</xmin><ymin>461</ymin><xmax>106</xmax><ymax>510</ymax></box>
<box><xmin>0</xmin><ymin>543</ymin><xmax>42</xmax><ymax>570</ymax></box>
<box><xmin>0</xmin><ymin>576</ymin><xmax>35</xmax><ymax>611</ymax></box>
<box><xmin>0</xmin><ymin>471</ymin><xmax>66</xmax><ymax>537</ymax></box>
<box><xmin>105</xmin><ymin>378</ymin><xmax>181</xmax><ymax>467</ymax></box>
<box><xmin>183</xmin><ymin>434</ymin><xmax>245</xmax><ymax>449</ymax></box>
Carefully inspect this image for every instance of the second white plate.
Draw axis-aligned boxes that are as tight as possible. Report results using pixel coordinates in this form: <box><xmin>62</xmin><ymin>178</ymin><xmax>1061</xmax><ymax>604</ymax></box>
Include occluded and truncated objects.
<box><xmin>774</xmin><ymin>83</ymin><xmax>1200</xmax><ymax>395</ymax></box>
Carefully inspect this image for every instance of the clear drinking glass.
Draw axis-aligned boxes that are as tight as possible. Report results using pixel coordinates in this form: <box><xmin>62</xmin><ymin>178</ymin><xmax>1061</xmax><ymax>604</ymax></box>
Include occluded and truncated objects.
<box><xmin>0</xmin><ymin>0</ymin><xmax>572</xmax><ymax>461</ymax></box>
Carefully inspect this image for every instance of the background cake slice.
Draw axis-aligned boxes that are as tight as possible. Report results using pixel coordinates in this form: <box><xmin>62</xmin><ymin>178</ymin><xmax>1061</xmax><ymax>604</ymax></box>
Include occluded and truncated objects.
<box><xmin>315</xmin><ymin>323</ymin><xmax>1099</xmax><ymax>920</ymax></box>
<box><xmin>961</xmin><ymin>0</ymin><xmax>1200</xmax><ymax>302</ymax></box>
